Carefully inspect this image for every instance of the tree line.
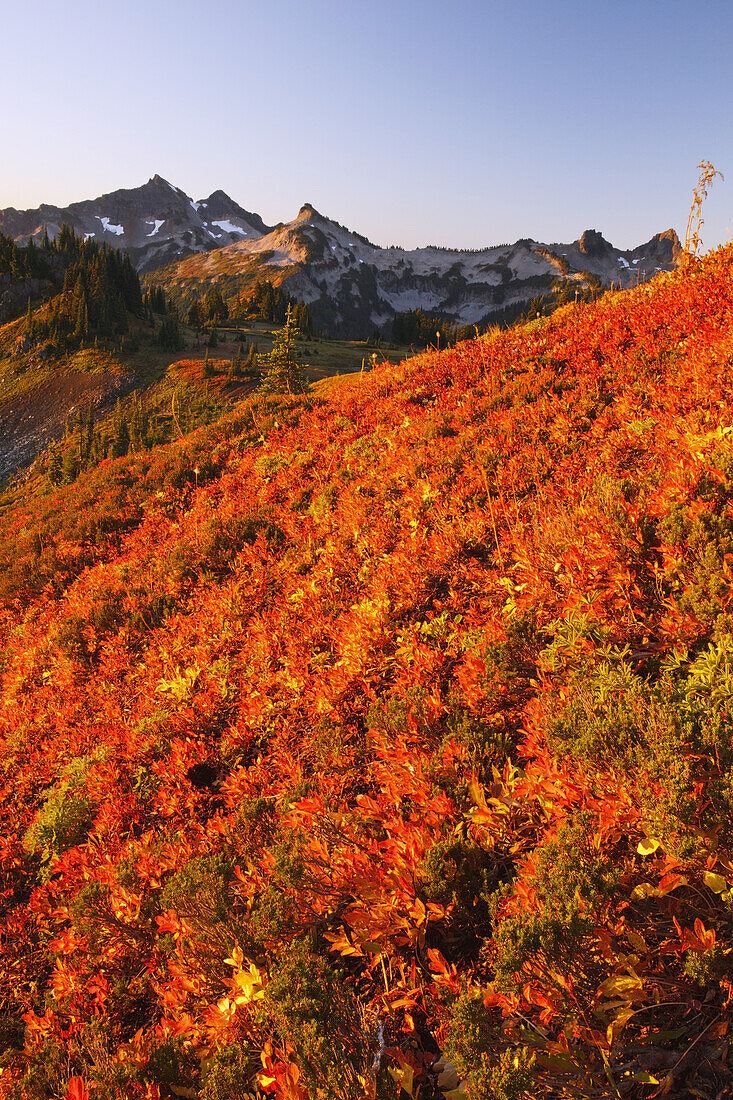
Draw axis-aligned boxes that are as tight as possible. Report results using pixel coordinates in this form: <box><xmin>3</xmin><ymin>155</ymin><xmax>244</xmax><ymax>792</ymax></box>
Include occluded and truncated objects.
<box><xmin>23</xmin><ymin>225</ymin><xmax>143</xmax><ymax>351</ymax></box>
<box><xmin>174</xmin><ymin>280</ymin><xmax>313</xmax><ymax>334</ymax></box>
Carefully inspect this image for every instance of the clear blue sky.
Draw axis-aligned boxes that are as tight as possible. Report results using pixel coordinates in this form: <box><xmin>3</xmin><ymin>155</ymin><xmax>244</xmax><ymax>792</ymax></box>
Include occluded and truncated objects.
<box><xmin>2</xmin><ymin>0</ymin><xmax>731</xmax><ymax>250</ymax></box>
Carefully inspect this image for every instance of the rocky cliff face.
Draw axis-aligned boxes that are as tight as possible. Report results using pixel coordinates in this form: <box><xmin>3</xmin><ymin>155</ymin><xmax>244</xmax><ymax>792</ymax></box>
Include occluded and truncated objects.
<box><xmin>0</xmin><ymin>176</ymin><xmax>271</xmax><ymax>274</ymax></box>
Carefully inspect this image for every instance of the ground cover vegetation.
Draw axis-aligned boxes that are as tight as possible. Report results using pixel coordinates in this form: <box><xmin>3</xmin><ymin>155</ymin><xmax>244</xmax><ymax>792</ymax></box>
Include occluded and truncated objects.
<box><xmin>0</xmin><ymin>244</ymin><xmax>733</xmax><ymax>1099</ymax></box>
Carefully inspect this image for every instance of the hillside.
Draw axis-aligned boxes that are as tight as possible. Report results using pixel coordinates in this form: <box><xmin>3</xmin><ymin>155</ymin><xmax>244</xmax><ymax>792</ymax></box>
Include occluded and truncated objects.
<box><xmin>0</xmin><ymin>176</ymin><xmax>270</xmax><ymax>275</ymax></box>
<box><xmin>150</xmin><ymin>204</ymin><xmax>682</xmax><ymax>337</ymax></box>
<box><xmin>0</xmin><ymin>227</ymin><xmax>406</xmax><ymax>485</ymax></box>
<box><xmin>1</xmin><ymin>248</ymin><xmax>733</xmax><ymax>1099</ymax></box>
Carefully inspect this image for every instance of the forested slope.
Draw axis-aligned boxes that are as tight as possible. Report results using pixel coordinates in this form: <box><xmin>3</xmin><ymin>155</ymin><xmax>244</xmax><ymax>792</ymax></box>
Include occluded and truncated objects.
<box><xmin>2</xmin><ymin>247</ymin><xmax>733</xmax><ymax>1099</ymax></box>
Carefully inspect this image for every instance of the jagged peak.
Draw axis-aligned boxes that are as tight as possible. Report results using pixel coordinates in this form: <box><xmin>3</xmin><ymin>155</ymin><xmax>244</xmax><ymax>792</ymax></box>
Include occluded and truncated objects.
<box><xmin>631</xmin><ymin>227</ymin><xmax>684</xmax><ymax>263</ymax></box>
<box><xmin>297</xmin><ymin>203</ymin><xmax>326</xmax><ymax>221</ymax></box>
<box><xmin>204</xmin><ymin>189</ymin><xmax>235</xmax><ymax>204</ymax></box>
<box><xmin>578</xmin><ymin>229</ymin><xmax>613</xmax><ymax>256</ymax></box>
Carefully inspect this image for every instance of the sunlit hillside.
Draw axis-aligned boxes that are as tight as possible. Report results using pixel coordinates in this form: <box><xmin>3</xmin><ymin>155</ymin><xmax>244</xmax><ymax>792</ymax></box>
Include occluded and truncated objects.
<box><xmin>2</xmin><ymin>245</ymin><xmax>733</xmax><ymax>1099</ymax></box>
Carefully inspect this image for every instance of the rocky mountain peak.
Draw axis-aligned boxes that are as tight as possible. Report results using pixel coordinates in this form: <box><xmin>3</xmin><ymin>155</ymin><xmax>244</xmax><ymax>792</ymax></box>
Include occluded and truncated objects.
<box><xmin>578</xmin><ymin>229</ymin><xmax>612</xmax><ymax>256</ymax></box>
<box><xmin>0</xmin><ymin>178</ymin><xmax>271</xmax><ymax>274</ymax></box>
<box><xmin>297</xmin><ymin>203</ymin><xmax>327</xmax><ymax>221</ymax></box>
<box><xmin>205</xmin><ymin>189</ymin><xmax>233</xmax><ymax>204</ymax></box>
<box><xmin>149</xmin><ymin>174</ymin><xmax>174</xmax><ymax>188</ymax></box>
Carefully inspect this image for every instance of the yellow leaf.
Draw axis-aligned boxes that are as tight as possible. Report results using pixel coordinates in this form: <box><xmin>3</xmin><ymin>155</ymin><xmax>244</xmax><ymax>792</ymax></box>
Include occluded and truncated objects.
<box><xmin>703</xmin><ymin>871</ymin><xmax>728</xmax><ymax>894</ymax></box>
<box><xmin>637</xmin><ymin>838</ymin><xmax>661</xmax><ymax>856</ymax></box>
<box><xmin>232</xmin><ymin>962</ymin><xmax>265</xmax><ymax>1003</ymax></box>
<box><xmin>388</xmin><ymin>1065</ymin><xmax>414</xmax><ymax>1094</ymax></box>
<box><xmin>631</xmin><ymin>882</ymin><xmax>658</xmax><ymax>900</ymax></box>
<box><xmin>599</xmin><ymin>973</ymin><xmax>643</xmax><ymax>998</ymax></box>
<box><xmin>626</xmin><ymin>930</ymin><xmax>648</xmax><ymax>954</ymax></box>
<box><xmin>224</xmin><ymin>945</ymin><xmax>244</xmax><ymax>968</ymax></box>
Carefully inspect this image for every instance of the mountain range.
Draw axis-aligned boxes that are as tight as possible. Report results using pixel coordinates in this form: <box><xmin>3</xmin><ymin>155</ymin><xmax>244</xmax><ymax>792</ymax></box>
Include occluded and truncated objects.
<box><xmin>0</xmin><ymin>175</ymin><xmax>269</xmax><ymax>274</ymax></box>
<box><xmin>0</xmin><ymin>175</ymin><xmax>683</xmax><ymax>337</ymax></box>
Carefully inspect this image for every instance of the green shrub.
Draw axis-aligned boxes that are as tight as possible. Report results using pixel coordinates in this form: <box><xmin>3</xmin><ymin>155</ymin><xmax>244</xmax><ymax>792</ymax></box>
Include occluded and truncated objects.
<box><xmin>23</xmin><ymin>755</ymin><xmax>98</xmax><ymax>874</ymax></box>
<box><xmin>445</xmin><ymin>992</ymin><xmax>535</xmax><ymax>1100</ymax></box>
<box><xmin>546</xmin><ymin>641</ymin><xmax>733</xmax><ymax>847</ymax></box>
<box><xmin>145</xmin><ymin>1038</ymin><xmax>198</xmax><ymax>1090</ymax></box>
<box><xmin>491</xmin><ymin>823</ymin><xmax>619</xmax><ymax>999</ymax></box>
<box><xmin>658</xmin><ymin>462</ymin><xmax>733</xmax><ymax>628</ymax></box>
<box><xmin>261</xmin><ymin>939</ymin><xmax>377</xmax><ymax>1100</ymax></box>
<box><xmin>419</xmin><ymin>836</ymin><xmax>497</xmax><ymax>952</ymax></box>
<box><xmin>200</xmin><ymin>1043</ymin><xmax>260</xmax><ymax>1100</ymax></box>
<box><xmin>2</xmin><ymin>1039</ymin><xmax>67</xmax><ymax>1100</ymax></box>
<box><xmin>160</xmin><ymin>854</ymin><xmax>235</xmax><ymax>926</ymax></box>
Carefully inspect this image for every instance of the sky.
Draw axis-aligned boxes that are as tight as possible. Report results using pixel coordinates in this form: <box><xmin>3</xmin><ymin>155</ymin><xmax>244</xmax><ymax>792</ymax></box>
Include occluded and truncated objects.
<box><xmin>1</xmin><ymin>0</ymin><xmax>731</xmax><ymax>251</ymax></box>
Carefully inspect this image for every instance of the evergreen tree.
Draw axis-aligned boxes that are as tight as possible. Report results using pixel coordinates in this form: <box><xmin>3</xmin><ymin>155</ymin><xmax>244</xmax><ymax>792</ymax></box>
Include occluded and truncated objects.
<box><xmin>258</xmin><ymin>305</ymin><xmax>309</xmax><ymax>395</ymax></box>
<box><xmin>227</xmin><ymin>346</ymin><xmax>243</xmax><ymax>380</ymax></box>
<box><xmin>158</xmin><ymin>315</ymin><xmax>181</xmax><ymax>351</ymax></box>
<box><xmin>128</xmin><ymin>399</ymin><xmax>144</xmax><ymax>452</ymax></box>
<box><xmin>47</xmin><ymin>443</ymin><xmax>62</xmax><ymax>487</ymax></box>
<box><xmin>75</xmin><ymin>408</ymin><xmax>86</xmax><ymax>467</ymax></box>
<box><xmin>204</xmin><ymin>286</ymin><xmax>228</xmax><ymax>324</ymax></box>
<box><xmin>112</xmin><ymin>415</ymin><xmax>130</xmax><ymax>458</ymax></box>
<box><xmin>61</xmin><ymin>445</ymin><xmax>78</xmax><ymax>485</ymax></box>
<box><xmin>187</xmin><ymin>300</ymin><xmax>204</xmax><ymax>329</ymax></box>
<box><xmin>85</xmin><ymin>407</ymin><xmax>95</xmax><ymax>466</ymax></box>
<box><xmin>245</xmin><ymin>343</ymin><xmax>259</xmax><ymax>376</ymax></box>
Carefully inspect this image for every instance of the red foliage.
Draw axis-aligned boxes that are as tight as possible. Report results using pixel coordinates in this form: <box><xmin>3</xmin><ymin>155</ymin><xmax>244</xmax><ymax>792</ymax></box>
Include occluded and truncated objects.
<box><xmin>2</xmin><ymin>251</ymin><xmax>733</xmax><ymax>1095</ymax></box>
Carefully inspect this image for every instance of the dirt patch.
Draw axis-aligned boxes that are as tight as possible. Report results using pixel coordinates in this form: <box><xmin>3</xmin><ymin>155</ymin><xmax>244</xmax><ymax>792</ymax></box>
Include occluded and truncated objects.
<box><xmin>0</xmin><ymin>368</ymin><xmax>133</xmax><ymax>483</ymax></box>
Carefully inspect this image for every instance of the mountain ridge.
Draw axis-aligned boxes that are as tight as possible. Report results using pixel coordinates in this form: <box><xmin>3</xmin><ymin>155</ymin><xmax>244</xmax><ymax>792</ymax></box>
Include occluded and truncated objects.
<box><xmin>0</xmin><ymin>176</ymin><xmax>683</xmax><ymax>337</ymax></box>
<box><xmin>152</xmin><ymin>203</ymin><xmax>682</xmax><ymax>337</ymax></box>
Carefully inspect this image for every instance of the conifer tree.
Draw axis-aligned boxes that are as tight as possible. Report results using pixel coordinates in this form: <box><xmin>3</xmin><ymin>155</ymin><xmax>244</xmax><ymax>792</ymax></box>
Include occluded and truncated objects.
<box><xmin>204</xmin><ymin>285</ymin><xmax>228</xmax><ymax>324</ymax></box>
<box><xmin>85</xmin><ymin>407</ymin><xmax>95</xmax><ymax>466</ymax></box>
<box><xmin>47</xmin><ymin>443</ymin><xmax>62</xmax><ymax>487</ymax></box>
<box><xmin>258</xmin><ymin>305</ymin><xmax>309</xmax><ymax>395</ymax></box>
<box><xmin>245</xmin><ymin>343</ymin><xmax>259</xmax><ymax>376</ymax></box>
<box><xmin>187</xmin><ymin>300</ymin><xmax>204</xmax><ymax>330</ymax></box>
<box><xmin>61</xmin><ymin>445</ymin><xmax>78</xmax><ymax>485</ymax></box>
<box><xmin>112</xmin><ymin>416</ymin><xmax>130</xmax><ymax>458</ymax></box>
<box><xmin>128</xmin><ymin>399</ymin><xmax>143</xmax><ymax>452</ymax></box>
<box><xmin>227</xmin><ymin>346</ymin><xmax>243</xmax><ymax>380</ymax></box>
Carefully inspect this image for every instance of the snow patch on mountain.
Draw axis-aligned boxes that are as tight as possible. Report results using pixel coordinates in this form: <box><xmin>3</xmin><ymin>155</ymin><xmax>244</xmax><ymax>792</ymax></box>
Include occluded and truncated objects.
<box><xmin>96</xmin><ymin>216</ymin><xmax>124</xmax><ymax>236</ymax></box>
<box><xmin>211</xmin><ymin>219</ymin><xmax>250</xmax><ymax>236</ymax></box>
